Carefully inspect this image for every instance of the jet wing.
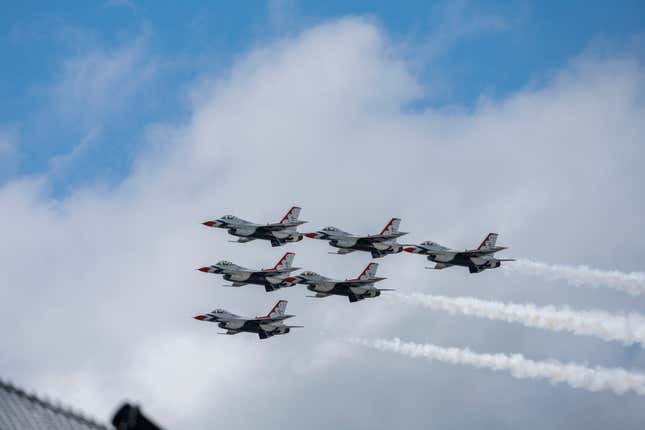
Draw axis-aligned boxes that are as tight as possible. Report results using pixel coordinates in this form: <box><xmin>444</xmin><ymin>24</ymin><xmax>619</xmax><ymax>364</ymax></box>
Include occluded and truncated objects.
<box><xmin>356</xmin><ymin>232</ymin><xmax>408</xmax><ymax>243</ymax></box>
<box><xmin>457</xmin><ymin>247</ymin><xmax>506</xmax><ymax>257</ymax></box>
<box><xmin>253</xmin><ymin>314</ymin><xmax>295</xmax><ymax>323</ymax></box>
<box><xmin>339</xmin><ymin>279</ymin><xmax>382</xmax><ymax>287</ymax></box>
<box><xmin>228</xmin><ymin>267</ymin><xmax>257</xmax><ymax>274</ymax></box>
<box><xmin>310</xmin><ymin>280</ymin><xmax>341</xmax><ymax>289</ymax></box>
<box><xmin>262</xmin><ymin>221</ymin><xmax>307</xmax><ymax>231</ymax></box>
<box><xmin>261</xmin><ymin>268</ymin><xmax>300</xmax><ymax>275</ymax></box>
<box><xmin>230</xmin><ymin>227</ymin><xmax>258</xmax><ymax>237</ymax></box>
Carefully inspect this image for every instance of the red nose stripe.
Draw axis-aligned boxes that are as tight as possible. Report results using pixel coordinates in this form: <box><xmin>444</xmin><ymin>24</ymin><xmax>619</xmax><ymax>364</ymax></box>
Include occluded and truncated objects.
<box><xmin>197</xmin><ymin>267</ymin><xmax>210</xmax><ymax>273</ymax></box>
<box><xmin>193</xmin><ymin>315</ymin><xmax>206</xmax><ymax>320</ymax></box>
<box><xmin>403</xmin><ymin>247</ymin><xmax>417</xmax><ymax>253</ymax></box>
<box><xmin>202</xmin><ymin>221</ymin><xmax>216</xmax><ymax>227</ymax></box>
<box><xmin>304</xmin><ymin>233</ymin><xmax>317</xmax><ymax>238</ymax></box>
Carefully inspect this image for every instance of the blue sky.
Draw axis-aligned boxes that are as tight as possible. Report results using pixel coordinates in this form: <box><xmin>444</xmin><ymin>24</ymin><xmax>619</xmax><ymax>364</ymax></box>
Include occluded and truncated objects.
<box><xmin>2</xmin><ymin>1</ymin><xmax>643</xmax><ymax>194</ymax></box>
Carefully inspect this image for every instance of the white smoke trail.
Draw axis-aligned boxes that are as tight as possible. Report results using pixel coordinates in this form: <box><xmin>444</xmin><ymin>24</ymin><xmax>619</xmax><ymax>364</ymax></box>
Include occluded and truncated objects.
<box><xmin>347</xmin><ymin>337</ymin><xmax>645</xmax><ymax>396</ymax></box>
<box><xmin>503</xmin><ymin>259</ymin><xmax>645</xmax><ymax>296</ymax></box>
<box><xmin>390</xmin><ymin>292</ymin><xmax>645</xmax><ymax>346</ymax></box>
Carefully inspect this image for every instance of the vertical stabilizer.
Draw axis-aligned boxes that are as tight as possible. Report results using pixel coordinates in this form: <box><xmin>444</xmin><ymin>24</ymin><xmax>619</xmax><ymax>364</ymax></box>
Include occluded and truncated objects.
<box><xmin>280</xmin><ymin>206</ymin><xmax>302</xmax><ymax>224</ymax></box>
<box><xmin>261</xmin><ymin>300</ymin><xmax>288</xmax><ymax>318</ymax></box>
<box><xmin>380</xmin><ymin>218</ymin><xmax>401</xmax><ymax>235</ymax></box>
<box><xmin>477</xmin><ymin>233</ymin><xmax>499</xmax><ymax>250</ymax></box>
<box><xmin>356</xmin><ymin>263</ymin><xmax>379</xmax><ymax>280</ymax></box>
<box><xmin>271</xmin><ymin>252</ymin><xmax>295</xmax><ymax>271</ymax></box>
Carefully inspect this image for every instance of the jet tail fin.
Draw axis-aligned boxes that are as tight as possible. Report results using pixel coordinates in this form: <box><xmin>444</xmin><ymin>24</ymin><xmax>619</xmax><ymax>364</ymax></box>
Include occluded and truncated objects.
<box><xmin>355</xmin><ymin>263</ymin><xmax>379</xmax><ymax>280</ymax></box>
<box><xmin>269</xmin><ymin>252</ymin><xmax>295</xmax><ymax>271</ymax></box>
<box><xmin>279</xmin><ymin>206</ymin><xmax>301</xmax><ymax>224</ymax></box>
<box><xmin>380</xmin><ymin>218</ymin><xmax>401</xmax><ymax>235</ymax></box>
<box><xmin>260</xmin><ymin>300</ymin><xmax>288</xmax><ymax>318</ymax></box>
<box><xmin>477</xmin><ymin>233</ymin><xmax>499</xmax><ymax>250</ymax></box>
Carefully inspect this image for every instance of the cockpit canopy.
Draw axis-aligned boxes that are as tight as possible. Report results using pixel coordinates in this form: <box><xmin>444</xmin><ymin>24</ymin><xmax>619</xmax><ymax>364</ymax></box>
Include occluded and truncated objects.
<box><xmin>300</xmin><ymin>271</ymin><xmax>318</xmax><ymax>277</ymax></box>
<box><xmin>217</xmin><ymin>260</ymin><xmax>233</xmax><ymax>266</ymax></box>
<box><xmin>211</xmin><ymin>308</ymin><xmax>227</xmax><ymax>314</ymax></box>
<box><xmin>322</xmin><ymin>226</ymin><xmax>338</xmax><ymax>232</ymax></box>
<box><xmin>221</xmin><ymin>215</ymin><xmax>236</xmax><ymax>220</ymax></box>
<box><xmin>421</xmin><ymin>241</ymin><xmax>438</xmax><ymax>246</ymax></box>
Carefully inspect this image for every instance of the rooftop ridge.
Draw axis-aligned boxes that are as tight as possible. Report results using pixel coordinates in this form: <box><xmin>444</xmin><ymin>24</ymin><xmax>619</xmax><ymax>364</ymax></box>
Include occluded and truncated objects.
<box><xmin>0</xmin><ymin>378</ymin><xmax>111</xmax><ymax>430</ymax></box>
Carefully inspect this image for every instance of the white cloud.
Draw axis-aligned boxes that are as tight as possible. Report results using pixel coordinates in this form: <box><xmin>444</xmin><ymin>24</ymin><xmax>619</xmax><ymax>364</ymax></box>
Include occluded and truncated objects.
<box><xmin>1</xmin><ymin>17</ymin><xmax>645</xmax><ymax>429</ymax></box>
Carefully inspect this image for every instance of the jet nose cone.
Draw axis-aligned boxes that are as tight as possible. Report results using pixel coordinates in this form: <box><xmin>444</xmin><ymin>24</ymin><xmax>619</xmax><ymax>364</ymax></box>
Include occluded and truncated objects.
<box><xmin>193</xmin><ymin>315</ymin><xmax>206</xmax><ymax>321</ymax></box>
<box><xmin>197</xmin><ymin>267</ymin><xmax>210</xmax><ymax>273</ymax></box>
<box><xmin>304</xmin><ymin>232</ymin><xmax>318</xmax><ymax>238</ymax></box>
<box><xmin>403</xmin><ymin>247</ymin><xmax>417</xmax><ymax>253</ymax></box>
<box><xmin>202</xmin><ymin>221</ymin><xmax>217</xmax><ymax>227</ymax></box>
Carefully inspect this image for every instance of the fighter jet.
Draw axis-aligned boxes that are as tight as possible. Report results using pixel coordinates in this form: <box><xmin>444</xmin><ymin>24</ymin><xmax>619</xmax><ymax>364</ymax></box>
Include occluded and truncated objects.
<box><xmin>197</xmin><ymin>252</ymin><xmax>299</xmax><ymax>292</ymax></box>
<box><xmin>404</xmin><ymin>233</ymin><xmax>515</xmax><ymax>273</ymax></box>
<box><xmin>304</xmin><ymin>218</ymin><xmax>408</xmax><ymax>258</ymax></box>
<box><xmin>193</xmin><ymin>300</ymin><xmax>302</xmax><ymax>339</ymax></box>
<box><xmin>294</xmin><ymin>262</ymin><xmax>393</xmax><ymax>303</ymax></box>
<box><xmin>202</xmin><ymin>206</ymin><xmax>306</xmax><ymax>247</ymax></box>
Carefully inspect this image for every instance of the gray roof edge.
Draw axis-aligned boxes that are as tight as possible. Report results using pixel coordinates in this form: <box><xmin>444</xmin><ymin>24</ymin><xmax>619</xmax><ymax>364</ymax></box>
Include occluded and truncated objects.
<box><xmin>0</xmin><ymin>378</ymin><xmax>111</xmax><ymax>430</ymax></box>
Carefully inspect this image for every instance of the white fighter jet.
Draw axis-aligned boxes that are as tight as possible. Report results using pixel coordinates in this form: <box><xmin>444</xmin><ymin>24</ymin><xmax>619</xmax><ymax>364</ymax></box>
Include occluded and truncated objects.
<box><xmin>197</xmin><ymin>252</ymin><xmax>299</xmax><ymax>292</ymax></box>
<box><xmin>294</xmin><ymin>262</ymin><xmax>393</xmax><ymax>303</ymax></box>
<box><xmin>304</xmin><ymin>218</ymin><xmax>408</xmax><ymax>258</ymax></box>
<box><xmin>202</xmin><ymin>206</ymin><xmax>306</xmax><ymax>247</ymax></box>
<box><xmin>404</xmin><ymin>233</ymin><xmax>514</xmax><ymax>273</ymax></box>
<box><xmin>193</xmin><ymin>300</ymin><xmax>302</xmax><ymax>339</ymax></box>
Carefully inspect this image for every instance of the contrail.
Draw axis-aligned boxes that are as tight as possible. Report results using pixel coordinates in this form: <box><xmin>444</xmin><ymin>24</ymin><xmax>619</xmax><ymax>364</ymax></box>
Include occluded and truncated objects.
<box><xmin>503</xmin><ymin>259</ymin><xmax>645</xmax><ymax>296</ymax></box>
<box><xmin>390</xmin><ymin>292</ymin><xmax>645</xmax><ymax>346</ymax></box>
<box><xmin>347</xmin><ymin>337</ymin><xmax>645</xmax><ymax>396</ymax></box>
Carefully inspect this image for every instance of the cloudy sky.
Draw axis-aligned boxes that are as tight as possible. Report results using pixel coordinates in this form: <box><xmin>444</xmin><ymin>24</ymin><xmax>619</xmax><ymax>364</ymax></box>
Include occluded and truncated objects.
<box><xmin>2</xmin><ymin>1</ymin><xmax>645</xmax><ymax>428</ymax></box>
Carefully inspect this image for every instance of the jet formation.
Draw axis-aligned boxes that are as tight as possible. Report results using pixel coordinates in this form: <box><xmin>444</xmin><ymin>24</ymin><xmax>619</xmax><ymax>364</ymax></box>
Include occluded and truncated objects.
<box><xmin>198</xmin><ymin>252</ymin><xmax>299</xmax><ymax>292</ymax></box>
<box><xmin>404</xmin><ymin>233</ymin><xmax>515</xmax><ymax>273</ymax></box>
<box><xmin>295</xmin><ymin>262</ymin><xmax>393</xmax><ymax>303</ymax></box>
<box><xmin>202</xmin><ymin>206</ymin><xmax>305</xmax><ymax>247</ymax></box>
<box><xmin>195</xmin><ymin>206</ymin><xmax>514</xmax><ymax>339</ymax></box>
<box><xmin>194</xmin><ymin>300</ymin><xmax>302</xmax><ymax>339</ymax></box>
<box><xmin>305</xmin><ymin>218</ymin><xmax>407</xmax><ymax>258</ymax></box>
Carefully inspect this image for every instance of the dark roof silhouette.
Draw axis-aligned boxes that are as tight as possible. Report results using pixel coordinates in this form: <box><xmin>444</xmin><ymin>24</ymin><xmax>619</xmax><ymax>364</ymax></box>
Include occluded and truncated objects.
<box><xmin>0</xmin><ymin>378</ymin><xmax>110</xmax><ymax>430</ymax></box>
